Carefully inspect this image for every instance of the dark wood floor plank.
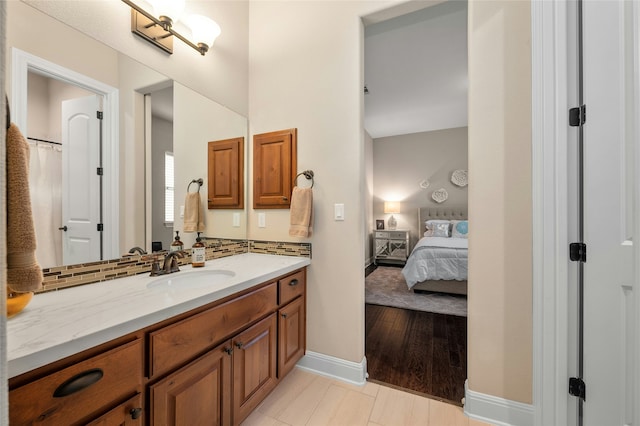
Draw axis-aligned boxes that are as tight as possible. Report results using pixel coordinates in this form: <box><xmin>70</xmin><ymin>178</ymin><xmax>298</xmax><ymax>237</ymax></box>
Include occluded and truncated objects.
<box><xmin>365</xmin><ymin>304</ymin><xmax>467</xmax><ymax>405</ymax></box>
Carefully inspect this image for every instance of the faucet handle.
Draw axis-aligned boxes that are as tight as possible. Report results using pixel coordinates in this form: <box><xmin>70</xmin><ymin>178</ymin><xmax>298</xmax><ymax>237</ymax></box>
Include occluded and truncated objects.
<box><xmin>145</xmin><ymin>254</ymin><xmax>165</xmax><ymax>276</ymax></box>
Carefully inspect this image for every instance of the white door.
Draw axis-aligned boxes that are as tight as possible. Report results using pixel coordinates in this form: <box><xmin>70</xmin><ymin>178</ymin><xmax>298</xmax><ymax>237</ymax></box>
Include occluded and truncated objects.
<box><xmin>576</xmin><ymin>1</ymin><xmax>636</xmax><ymax>424</ymax></box>
<box><xmin>61</xmin><ymin>95</ymin><xmax>102</xmax><ymax>264</ymax></box>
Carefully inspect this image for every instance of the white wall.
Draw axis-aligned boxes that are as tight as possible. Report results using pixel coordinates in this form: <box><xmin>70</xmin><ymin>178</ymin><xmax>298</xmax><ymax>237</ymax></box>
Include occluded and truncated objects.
<box><xmin>372</xmin><ymin>127</ymin><xmax>468</xmax><ymax>248</ymax></box>
<box><xmin>1</xmin><ymin>2</ymin><xmax>8</xmax><ymax>422</ymax></box>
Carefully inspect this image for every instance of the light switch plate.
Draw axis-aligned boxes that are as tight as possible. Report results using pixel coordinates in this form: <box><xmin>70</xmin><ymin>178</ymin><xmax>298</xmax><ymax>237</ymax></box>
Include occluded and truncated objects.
<box><xmin>334</xmin><ymin>203</ymin><xmax>345</xmax><ymax>221</ymax></box>
<box><xmin>180</xmin><ymin>205</ymin><xmax>185</xmax><ymax>218</ymax></box>
<box><xmin>258</xmin><ymin>213</ymin><xmax>266</xmax><ymax>228</ymax></box>
<box><xmin>233</xmin><ymin>213</ymin><xmax>240</xmax><ymax>227</ymax></box>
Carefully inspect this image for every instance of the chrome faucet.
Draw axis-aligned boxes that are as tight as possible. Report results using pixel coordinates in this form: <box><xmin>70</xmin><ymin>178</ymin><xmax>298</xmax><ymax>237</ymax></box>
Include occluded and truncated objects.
<box><xmin>163</xmin><ymin>251</ymin><xmax>185</xmax><ymax>274</ymax></box>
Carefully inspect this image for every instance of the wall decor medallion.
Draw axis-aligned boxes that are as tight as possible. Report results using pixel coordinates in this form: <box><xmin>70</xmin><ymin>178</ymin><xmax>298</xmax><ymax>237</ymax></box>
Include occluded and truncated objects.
<box><xmin>419</xmin><ymin>179</ymin><xmax>430</xmax><ymax>189</ymax></box>
<box><xmin>431</xmin><ymin>188</ymin><xmax>448</xmax><ymax>203</ymax></box>
<box><xmin>451</xmin><ymin>169</ymin><xmax>468</xmax><ymax>187</ymax></box>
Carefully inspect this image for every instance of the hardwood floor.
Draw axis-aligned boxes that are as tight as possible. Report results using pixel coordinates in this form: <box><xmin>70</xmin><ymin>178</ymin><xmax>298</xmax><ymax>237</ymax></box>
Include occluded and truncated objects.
<box><xmin>365</xmin><ymin>304</ymin><xmax>467</xmax><ymax>405</ymax></box>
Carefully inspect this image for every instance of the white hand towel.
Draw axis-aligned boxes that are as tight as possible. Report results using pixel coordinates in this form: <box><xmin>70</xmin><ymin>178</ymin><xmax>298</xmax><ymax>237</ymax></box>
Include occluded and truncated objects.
<box><xmin>183</xmin><ymin>192</ymin><xmax>205</xmax><ymax>233</ymax></box>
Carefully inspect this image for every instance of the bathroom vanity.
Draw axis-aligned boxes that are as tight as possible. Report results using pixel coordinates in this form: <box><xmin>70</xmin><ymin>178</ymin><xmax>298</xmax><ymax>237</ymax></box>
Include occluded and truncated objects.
<box><xmin>7</xmin><ymin>253</ymin><xmax>309</xmax><ymax>425</ymax></box>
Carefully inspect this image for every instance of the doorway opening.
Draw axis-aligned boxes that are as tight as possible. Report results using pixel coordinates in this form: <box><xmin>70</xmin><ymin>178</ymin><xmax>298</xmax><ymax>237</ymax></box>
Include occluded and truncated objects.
<box><xmin>11</xmin><ymin>48</ymin><xmax>119</xmax><ymax>264</ymax></box>
<box><xmin>363</xmin><ymin>0</ymin><xmax>469</xmax><ymax>405</ymax></box>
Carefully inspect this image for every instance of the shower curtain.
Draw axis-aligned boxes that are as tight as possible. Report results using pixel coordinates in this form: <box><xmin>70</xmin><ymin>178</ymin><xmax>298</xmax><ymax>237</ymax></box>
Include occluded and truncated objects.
<box><xmin>28</xmin><ymin>142</ymin><xmax>62</xmax><ymax>267</ymax></box>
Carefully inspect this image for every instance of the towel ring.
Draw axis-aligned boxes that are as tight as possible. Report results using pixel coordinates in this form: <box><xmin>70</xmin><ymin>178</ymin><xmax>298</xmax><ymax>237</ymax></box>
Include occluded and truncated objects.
<box><xmin>187</xmin><ymin>178</ymin><xmax>203</xmax><ymax>193</ymax></box>
<box><xmin>295</xmin><ymin>170</ymin><xmax>314</xmax><ymax>188</ymax></box>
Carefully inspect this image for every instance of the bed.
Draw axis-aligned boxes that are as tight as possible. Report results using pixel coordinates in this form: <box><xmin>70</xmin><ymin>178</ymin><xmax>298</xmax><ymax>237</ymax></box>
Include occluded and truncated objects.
<box><xmin>401</xmin><ymin>207</ymin><xmax>468</xmax><ymax>295</ymax></box>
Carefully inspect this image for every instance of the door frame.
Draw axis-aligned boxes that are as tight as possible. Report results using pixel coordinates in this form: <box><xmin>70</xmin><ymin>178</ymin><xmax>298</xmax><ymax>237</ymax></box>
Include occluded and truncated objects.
<box><xmin>532</xmin><ymin>1</ymin><xmax>640</xmax><ymax>424</ymax></box>
<box><xmin>10</xmin><ymin>48</ymin><xmax>119</xmax><ymax>261</ymax></box>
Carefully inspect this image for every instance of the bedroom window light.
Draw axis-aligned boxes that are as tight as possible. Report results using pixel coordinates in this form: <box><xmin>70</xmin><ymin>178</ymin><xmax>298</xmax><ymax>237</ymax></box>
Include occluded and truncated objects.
<box><xmin>384</xmin><ymin>201</ymin><xmax>400</xmax><ymax>230</ymax></box>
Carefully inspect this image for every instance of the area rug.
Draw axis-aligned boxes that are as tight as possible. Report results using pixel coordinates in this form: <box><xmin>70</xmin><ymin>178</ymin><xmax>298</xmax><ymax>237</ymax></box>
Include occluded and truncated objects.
<box><xmin>365</xmin><ymin>266</ymin><xmax>467</xmax><ymax>317</ymax></box>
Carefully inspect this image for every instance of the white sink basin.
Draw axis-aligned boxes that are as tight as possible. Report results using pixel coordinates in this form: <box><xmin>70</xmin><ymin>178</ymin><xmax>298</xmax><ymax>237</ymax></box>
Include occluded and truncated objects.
<box><xmin>147</xmin><ymin>269</ymin><xmax>235</xmax><ymax>290</ymax></box>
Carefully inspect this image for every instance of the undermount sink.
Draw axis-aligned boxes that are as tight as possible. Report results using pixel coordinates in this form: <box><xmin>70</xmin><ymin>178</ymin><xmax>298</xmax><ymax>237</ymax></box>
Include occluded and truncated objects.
<box><xmin>147</xmin><ymin>269</ymin><xmax>236</xmax><ymax>290</ymax></box>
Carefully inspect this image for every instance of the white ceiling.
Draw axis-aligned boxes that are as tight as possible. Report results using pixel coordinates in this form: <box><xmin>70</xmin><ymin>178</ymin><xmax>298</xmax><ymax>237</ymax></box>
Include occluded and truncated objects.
<box><xmin>364</xmin><ymin>1</ymin><xmax>468</xmax><ymax>139</ymax></box>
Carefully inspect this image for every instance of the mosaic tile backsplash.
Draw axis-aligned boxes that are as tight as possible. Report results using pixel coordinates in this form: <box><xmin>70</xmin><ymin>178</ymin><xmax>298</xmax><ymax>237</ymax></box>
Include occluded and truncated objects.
<box><xmin>37</xmin><ymin>239</ymin><xmax>311</xmax><ymax>294</ymax></box>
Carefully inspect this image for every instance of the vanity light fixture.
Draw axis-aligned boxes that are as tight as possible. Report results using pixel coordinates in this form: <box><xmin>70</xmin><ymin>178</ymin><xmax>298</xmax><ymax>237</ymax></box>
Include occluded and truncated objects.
<box><xmin>123</xmin><ymin>0</ymin><xmax>221</xmax><ymax>56</ymax></box>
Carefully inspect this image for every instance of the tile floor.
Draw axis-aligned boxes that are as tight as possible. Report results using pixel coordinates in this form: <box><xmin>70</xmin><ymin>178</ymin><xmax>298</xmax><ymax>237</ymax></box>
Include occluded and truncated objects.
<box><xmin>241</xmin><ymin>368</ymin><xmax>492</xmax><ymax>426</ymax></box>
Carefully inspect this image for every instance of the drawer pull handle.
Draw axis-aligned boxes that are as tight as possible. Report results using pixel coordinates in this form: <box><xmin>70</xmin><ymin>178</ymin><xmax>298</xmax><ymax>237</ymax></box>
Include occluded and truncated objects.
<box><xmin>130</xmin><ymin>407</ymin><xmax>143</xmax><ymax>420</ymax></box>
<box><xmin>53</xmin><ymin>368</ymin><xmax>104</xmax><ymax>398</ymax></box>
<box><xmin>289</xmin><ymin>279</ymin><xmax>299</xmax><ymax>287</ymax></box>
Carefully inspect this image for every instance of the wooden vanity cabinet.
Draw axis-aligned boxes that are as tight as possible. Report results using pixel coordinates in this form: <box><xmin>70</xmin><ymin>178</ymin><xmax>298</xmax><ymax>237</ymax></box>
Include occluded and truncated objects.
<box><xmin>9</xmin><ymin>267</ymin><xmax>307</xmax><ymax>426</ymax></box>
<box><xmin>149</xmin><ymin>340</ymin><xmax>233</xmax><ymax>426</ymax></box>
<box><xmin>9</xmin><ymin>338</ymin><xmax>144</xmax><ymax>426</ymax></box>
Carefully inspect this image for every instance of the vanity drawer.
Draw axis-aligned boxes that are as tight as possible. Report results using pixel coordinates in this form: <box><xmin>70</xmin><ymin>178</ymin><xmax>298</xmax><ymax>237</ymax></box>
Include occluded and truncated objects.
<box><xmin>279</xmin><ymin>269</ymin><xmax>305</xmax><ymax>306</ymax></box>
<box><xmin>9</xmin><ymin>339</ymin><xmax>142</xmax><ymax>426</ymax></box>
<box><xmin>149</xmin><ymin>282</ymin><xmax>277</xmax><ymax>377</ymax></box>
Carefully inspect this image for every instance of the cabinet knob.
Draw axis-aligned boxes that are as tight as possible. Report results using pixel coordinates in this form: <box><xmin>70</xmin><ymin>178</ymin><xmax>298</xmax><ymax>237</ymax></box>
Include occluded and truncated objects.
<box><xmin>235</xmin><ymin>341</ymin><xmax>244</xmax><ymax>349</ymax></box>
<box><xmin>281</xmin><ymin>313</ymin><xmax>288</xmax><ymax>319</ymax></box>
<box><xmin>130</xmin><ymin>407</ymin><xmax>143</xmax><ymax>420</ymax></box>
<box><xmin>223</xmin><ymin>347</ymin><xmax>233</xmax><ymax>355</ymax></box>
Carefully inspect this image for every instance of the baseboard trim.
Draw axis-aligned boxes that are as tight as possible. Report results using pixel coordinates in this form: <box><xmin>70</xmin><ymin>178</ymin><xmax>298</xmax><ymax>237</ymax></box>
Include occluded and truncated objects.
<box><xmin>464</xmin><ymin>380</ymin><xmax>534</xmax><ymax>426</ymax></box>
<box><xmin>296</xmin><ymin>351</ymin><xmax>367</xmax><ymax>386</ymax></box>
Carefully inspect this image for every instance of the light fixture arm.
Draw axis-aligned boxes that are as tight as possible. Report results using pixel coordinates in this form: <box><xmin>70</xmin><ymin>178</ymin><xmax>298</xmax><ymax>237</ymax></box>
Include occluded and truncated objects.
<box><xmin>122</xmin><ymin>0</ymin><xmax>209</xmax><ymax>55</ymax></box>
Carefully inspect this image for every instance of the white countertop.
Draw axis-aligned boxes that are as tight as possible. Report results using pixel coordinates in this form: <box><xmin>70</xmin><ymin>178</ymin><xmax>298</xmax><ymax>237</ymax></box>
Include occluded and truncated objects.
<box><xmin>7</xmin><ymin>253</ymin><xmax>310</xmax><ymax>378</ymax></box>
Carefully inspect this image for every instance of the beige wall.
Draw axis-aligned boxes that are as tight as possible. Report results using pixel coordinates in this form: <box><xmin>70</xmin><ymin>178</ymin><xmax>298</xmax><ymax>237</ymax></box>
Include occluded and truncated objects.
<box><xmin>373</xmin><ymin>127</ymin><xmax>468</xmax><ymax>248</ymax></box>
<box><xmin>248</xmin><ymin>0</ymin><xmax>399</xmax><ymax>363</ymax></box>
<box><xmin>22</xmin><ymin>0</ymin><xmax>249</xmax><ymax>116</ymax></box>
<box><xmin>365</xmin><ymin>131</ymin><xmax>374</xmax><ymax>266</ymax></box>
<box><xmin>467</xmin><ymin>0</ymin><xmax>532</xmax><ymax>403</ymax></box>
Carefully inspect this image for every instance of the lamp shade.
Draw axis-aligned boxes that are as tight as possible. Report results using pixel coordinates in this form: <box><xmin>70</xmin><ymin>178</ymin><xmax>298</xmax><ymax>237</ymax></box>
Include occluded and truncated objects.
<box><xmin>149</xmin><ymin>0</ymin><xmax>185</xmax><ymax>22</ymax></box>
<box><xmin>189</xmin><ymin>14</ymin><xmax>221</xmax><ymax>48</ymax></box>
<box><xmin>384</xmin><ymin>201</ymin><xmax>400</xmax><ymax>214</ymax></box>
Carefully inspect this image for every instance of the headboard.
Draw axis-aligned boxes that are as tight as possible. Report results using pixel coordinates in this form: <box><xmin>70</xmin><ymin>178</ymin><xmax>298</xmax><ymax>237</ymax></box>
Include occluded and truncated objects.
<box><xmin>418</xmin><ymin>207</ymin><xmax>467</xmax><ymax>235</ymax></box>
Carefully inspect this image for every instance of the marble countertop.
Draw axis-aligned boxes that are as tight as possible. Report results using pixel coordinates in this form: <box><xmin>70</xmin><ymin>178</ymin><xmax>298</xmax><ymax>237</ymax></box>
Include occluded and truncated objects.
<box><xmin>7</xmin><ymin>253</ymin><xmax>311</xmax><ymax>378</ymax></box>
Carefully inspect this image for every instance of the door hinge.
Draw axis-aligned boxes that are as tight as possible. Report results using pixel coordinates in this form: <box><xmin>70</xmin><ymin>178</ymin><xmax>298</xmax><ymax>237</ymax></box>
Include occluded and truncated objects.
<box><xmin>97</xmin><ymin>167</ymin><xmax>103</xmax><ymax>176</ymax></box>
<box><xmin>569</xmin><ymin>242</ymin><xmax>587</xmax><ymax>262</ymax></box>
<box><xmin>97</xmin><ymin>111</ymin><xmax>103</xmax><ymax>120</ymax></box>
<box><xmin>97</xmin><ymin>223</ymin><xmax>104</xmax><ymax>232</ymax></box>
<box><xmin>569</xmin><ymin>105</ymin><xmax>586</xmax><ymax>126</ymax></box>
<box><xmin>569</xmin><ymin>377</ymin><xmax>586</xmax><ymax>400</ymax></box>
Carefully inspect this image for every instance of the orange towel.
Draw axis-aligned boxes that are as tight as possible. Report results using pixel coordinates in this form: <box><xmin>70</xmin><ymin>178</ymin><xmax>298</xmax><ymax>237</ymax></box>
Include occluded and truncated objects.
<box><xmin>183</xmin><ymin>192</ymin><xmax>205</xmax><ymax>233</ymax></box>
<box><xmin>6</xmin><ymin>123</ymin><xmax>43</xmax><ymax>292</ymax></box>
<box><xmin>289</xmin><ymin>186</ymin><xmax>313</xmax><ymax>238</ymax></box>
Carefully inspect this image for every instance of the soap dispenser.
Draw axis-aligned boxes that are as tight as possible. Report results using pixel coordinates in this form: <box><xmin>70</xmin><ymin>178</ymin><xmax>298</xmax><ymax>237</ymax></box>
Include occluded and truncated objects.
<box><xmin>191</xmin><ymin>232</ymin><xmax>206</xmax><ymax>267</ymax></box>
<box><xmin>170</xmin><ymin>231</ymin><xmax>184</xmax><ymax>252</ymax></box>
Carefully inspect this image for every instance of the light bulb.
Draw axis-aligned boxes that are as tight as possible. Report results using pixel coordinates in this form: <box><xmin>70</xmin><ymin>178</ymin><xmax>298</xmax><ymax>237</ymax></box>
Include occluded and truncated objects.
<box><xmin>189</xmin><ymin>14</ymin><xmax>221</xmax><ymax>50</ymax></box>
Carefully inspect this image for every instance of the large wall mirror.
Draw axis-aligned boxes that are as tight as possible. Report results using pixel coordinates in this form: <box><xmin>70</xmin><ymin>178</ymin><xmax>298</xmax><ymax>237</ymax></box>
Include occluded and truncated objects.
<box><xmin>6</xmin><ymin>1</ymin><xmax>248</xmax><ymax>269</ymax></box>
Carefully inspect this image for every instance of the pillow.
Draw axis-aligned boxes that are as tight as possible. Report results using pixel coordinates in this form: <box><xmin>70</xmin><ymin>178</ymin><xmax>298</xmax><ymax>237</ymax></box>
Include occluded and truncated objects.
<box><xmin>425</xmin><ymin>220</ymin><xmax>451</xmax><ymax>237</ymax></box>
<box><xmin>451</xmin><ymin>220</ymin><xmax>469</xmax><ymax>238</ymax></box>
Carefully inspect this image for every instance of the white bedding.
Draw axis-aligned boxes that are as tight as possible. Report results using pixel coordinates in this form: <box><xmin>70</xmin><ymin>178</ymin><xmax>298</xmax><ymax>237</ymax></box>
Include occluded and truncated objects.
<box><xmin>401</xmin><ymin>237</ymin><xmax>468</xmax><ymax>289</ymax></box>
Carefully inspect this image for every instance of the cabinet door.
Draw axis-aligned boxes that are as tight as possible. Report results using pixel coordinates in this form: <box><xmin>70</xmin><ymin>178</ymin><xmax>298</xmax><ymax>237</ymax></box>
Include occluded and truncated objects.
<box><xmin>150</xmin><ymin>341</ymin><xmax>232</xmax><ymax>426</ymax></box>
<box><xmin>208</xmin><ymin>137</ymin><xmax>244</xmax><ymax>209</ymax></box>
<box><xmin>253</xmin><ymin>128</ymin><xmax>297</xmax><ymax>209</ymax></box>
<box><xmin>86</xmin><ymin>393</ymin><xmax>143</xmax><ymax>426</ymax></box>
<box><xmin>278</xmin><ymin>296</ymin><xmax>306</xmax><ymax>378</ymax></box>
<box><xmin>232</xmin><ymin>314</ymin><xmax>277</xmax><ymax>424</ymax></box>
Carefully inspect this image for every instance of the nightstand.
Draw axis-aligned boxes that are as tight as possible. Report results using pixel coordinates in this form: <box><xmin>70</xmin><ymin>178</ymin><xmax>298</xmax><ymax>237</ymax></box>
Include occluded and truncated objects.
<box><xmin>374</xmin><ymin>230</ymin><xmax>410</xmax><ymax>265</ymax></box>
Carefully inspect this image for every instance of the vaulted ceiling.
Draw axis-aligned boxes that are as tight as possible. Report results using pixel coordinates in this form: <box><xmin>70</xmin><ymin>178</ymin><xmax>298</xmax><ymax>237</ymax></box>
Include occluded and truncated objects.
<box><xmin>364</xmin><ymin>1</ymin><xmax>468</xmax><ymax>139</ymax></box>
